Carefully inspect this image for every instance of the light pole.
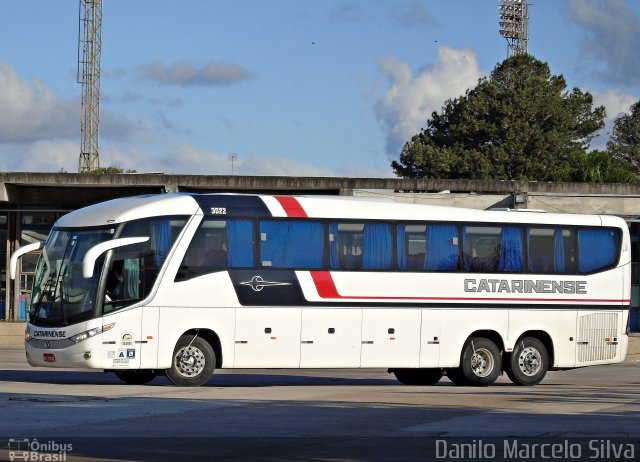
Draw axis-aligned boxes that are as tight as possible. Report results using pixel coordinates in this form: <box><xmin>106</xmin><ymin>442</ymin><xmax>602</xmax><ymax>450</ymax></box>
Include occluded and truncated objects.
<box><xmin>228</xmin><ymin>153</ymin><xmax>237</xmax><ymax>175</ymax></box>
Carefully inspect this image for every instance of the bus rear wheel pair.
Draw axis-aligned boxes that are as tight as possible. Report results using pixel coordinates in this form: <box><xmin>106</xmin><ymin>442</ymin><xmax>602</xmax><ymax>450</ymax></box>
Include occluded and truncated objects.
<box><xmin>445</xmin><ymin>336</ymin><xmax>549</xmax><ymax>387</ymax></box>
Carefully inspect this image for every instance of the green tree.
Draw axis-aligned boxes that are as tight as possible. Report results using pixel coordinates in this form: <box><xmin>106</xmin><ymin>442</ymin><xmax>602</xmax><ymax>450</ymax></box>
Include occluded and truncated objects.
<box><xmin>607</xmin><ymin>100</ymin><xmax>640</xmax><ymax>176</ymax></box>
<box><xmin>87</xmin><ymin>165</ymin><xmax>137</xmax><ymax>174</ymax></box>
<box><xmin>393</xmin><ymin>55</ymin><xmax>606</xmax><ymax>181</ymax></box>
<box><xmin>568</xmin><ymin>150</ymin><xmax>637</xmax><ymax>183</ymax></box>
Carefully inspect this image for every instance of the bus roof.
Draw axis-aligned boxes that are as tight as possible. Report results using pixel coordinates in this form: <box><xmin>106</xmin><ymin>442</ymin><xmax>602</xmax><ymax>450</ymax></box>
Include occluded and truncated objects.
<box><xmin>53</xmin><ymin>192</ymin><xmax>625</xmax><ymax>229</ymax></box>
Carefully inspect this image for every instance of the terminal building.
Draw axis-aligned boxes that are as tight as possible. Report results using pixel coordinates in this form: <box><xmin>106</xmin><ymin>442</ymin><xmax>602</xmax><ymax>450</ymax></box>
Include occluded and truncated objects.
<box><xmin>2</xmin><ymin>172</ymin><xmax>639</xmax><ymax>331</ymax></box>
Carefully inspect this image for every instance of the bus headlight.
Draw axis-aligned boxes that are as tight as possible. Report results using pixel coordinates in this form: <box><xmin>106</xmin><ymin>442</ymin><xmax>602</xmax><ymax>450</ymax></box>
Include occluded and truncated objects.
<box><xmin>68</xmin><ymin>323</ymin><xmax>115</xmax><ymax>344</ymax></box>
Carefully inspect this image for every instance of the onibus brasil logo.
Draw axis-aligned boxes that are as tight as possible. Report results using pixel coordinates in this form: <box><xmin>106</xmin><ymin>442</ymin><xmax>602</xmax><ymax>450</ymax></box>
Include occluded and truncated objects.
<box><xmin>7</xmin><ymin>438</ymin><xmax>72</xmax><ymax>461</ymax></box>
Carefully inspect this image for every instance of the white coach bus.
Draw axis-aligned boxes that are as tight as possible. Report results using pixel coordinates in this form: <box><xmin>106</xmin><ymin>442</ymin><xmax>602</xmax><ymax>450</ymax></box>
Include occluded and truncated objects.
<box><xmin>10</xmin><ymin>193</ymin><xmax>631</xmax><ymax>387</ymax></box>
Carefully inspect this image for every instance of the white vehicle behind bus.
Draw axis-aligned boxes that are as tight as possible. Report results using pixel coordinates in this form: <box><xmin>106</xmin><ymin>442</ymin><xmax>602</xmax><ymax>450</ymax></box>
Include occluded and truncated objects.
<box><xmin>11</xmin><ymin>193</ymin><xmax>631</xmax><ymax>387</ymax></box>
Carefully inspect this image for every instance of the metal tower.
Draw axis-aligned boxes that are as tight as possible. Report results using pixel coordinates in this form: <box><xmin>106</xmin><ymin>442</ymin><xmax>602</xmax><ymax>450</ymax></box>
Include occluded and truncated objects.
<box><xmin>498</xmin><ymin>0</ymin><xmax>529</xmax><ymax>57</ymax></box>
<box><xmin>78</xmin><ymin>0</ymin><xmax>103</xmax><ymax>173</ymax></box>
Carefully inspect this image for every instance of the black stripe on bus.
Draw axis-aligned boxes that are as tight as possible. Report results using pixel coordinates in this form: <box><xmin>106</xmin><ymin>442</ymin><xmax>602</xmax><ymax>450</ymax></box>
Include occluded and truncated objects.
<box><xmin>190</xmin><ymin>194</ymin><xmax>271</xmax><ymax>218</ymax></box>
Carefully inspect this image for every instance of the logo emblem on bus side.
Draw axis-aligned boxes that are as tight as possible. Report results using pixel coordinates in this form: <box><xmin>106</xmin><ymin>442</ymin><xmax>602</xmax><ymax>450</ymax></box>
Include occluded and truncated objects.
<box><xmin>240</xmin><ymin>276</ymin><xmax>292</xmax><ymax>292</ymax></box>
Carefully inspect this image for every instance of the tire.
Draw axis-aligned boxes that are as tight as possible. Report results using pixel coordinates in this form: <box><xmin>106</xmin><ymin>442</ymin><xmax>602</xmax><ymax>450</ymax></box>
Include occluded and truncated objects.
<box><xmin>166</xmin><ymin>335</ymin><xmax>215</xmax><ymax>387</ymax></box>
<box><xmin>506</xmin><ymin>337</ymin><xmax>549</xmax><ymax>386</ymax></box>
<box><xmin>446</xmin><ymin>368</ymin><xmax>469</xmax><ymax>386</ymax></box>
<box><xmin>459</xmin><ymin>337</ymin><xmax>501</xmax><ymax>386</ymax></box>
<box><xmin>115</xmin><ymin>370</ymin><xmax>157</xmax><ymax>385</ymax></box>
<box><xmin>393</xmin><ymin>368</ymin><xmax>442</xmax><ymax>386</ymax></box>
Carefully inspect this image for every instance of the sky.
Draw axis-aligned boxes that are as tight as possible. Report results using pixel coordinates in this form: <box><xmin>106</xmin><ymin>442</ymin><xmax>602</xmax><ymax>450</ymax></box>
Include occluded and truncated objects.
<box><xmin>0</xmin><ymin>0</ymin><xmax>639</xmax><ymax>178</ymax></box>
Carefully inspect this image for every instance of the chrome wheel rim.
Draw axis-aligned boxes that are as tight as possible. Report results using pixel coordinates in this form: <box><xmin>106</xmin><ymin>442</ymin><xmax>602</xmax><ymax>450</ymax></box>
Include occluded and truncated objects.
<box><xmin>471</xmin><ymin>348</ymin><xmax>494</xmax><ymax>377</ymax></box>
<box><xmin>518</xmin><ymin>346</ymin><xmax>541</xmax><ymax>376</ymax></box>
<box><xmin>174</xmin><ymin>345</ymin><xmax>206</xmax><ymax>378</ymax></box>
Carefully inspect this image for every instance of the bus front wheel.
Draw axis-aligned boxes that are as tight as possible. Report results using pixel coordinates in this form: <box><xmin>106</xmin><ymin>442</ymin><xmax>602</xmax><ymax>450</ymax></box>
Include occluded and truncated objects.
<box><xmin>459</xmin><ymin>337</ymin><xmax>501</xmax><ymax>386</ymax></box>
<box><xmin>506</xmin><ymin>337</ymin><xmax>549</xmax><ymax>386</ymax></box>
<box><xmin>166</xmin><ymin>335</ymin><xmax>215</xmax><ymax>387</ymax></box>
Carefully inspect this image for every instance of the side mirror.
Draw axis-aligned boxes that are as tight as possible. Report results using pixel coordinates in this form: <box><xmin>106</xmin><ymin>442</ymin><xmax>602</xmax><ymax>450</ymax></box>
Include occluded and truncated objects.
<box><xmin>10</xmin><ymin>242</ymin><xmax>44</xmax><ymax>280</ymax></box>
<box><xmin>83</xmin><ymin>237</ymin><xmax>150</xmax><ymax>278</ymax></box>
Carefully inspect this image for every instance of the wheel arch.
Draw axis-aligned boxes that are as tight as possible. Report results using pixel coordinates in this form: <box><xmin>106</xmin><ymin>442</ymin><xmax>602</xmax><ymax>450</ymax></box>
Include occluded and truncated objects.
<box><xmin>468</xmin><ymin>330</ymin><xmax>505</xmax><ymax>352</ymax></box>
<box><xmin>182</xmin><ymin>328</ymin><xmax>223</xmax><ymax>369</ymax></box>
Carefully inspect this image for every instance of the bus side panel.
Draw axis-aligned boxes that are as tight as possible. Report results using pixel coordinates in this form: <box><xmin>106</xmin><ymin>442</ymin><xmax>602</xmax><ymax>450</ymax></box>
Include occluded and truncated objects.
<box><xmin>300</xmin><ymin>308</ymin><xmax>362</xmax><ymax>368</ymax></box>
<box><xmin>154</xmin><ymin>272</ymin><xmax>242</xmax><ymax>369</ymax></box>
<box><xmin>436</xmin><ymin>309</ymin><xmax>508</xmax><ymax>368</ymax></box>
<box><xmin>360</xmin><ymin>308</ymin><xmax>421</xmax><ymax>368</ymax></box>
<box><xmin>234</xmin><ymin>307</ymin><xmax>301</xmax><ymax>368</ymax></box>
<box><xmin>419</xmin><ymin>309</ymin><xmax>442</xmax><ymax>368</ymax></box>
<box><xmin>156</xmin><ymin>307</ymin><xmax>236</xmax><ymax>370</ymax></box>
<box><xmin>102</xmin><ymin>307</ymin><xmax>143</xmax><ymax>369</ymax></box>
<box><xmin>140</xmin><ymin>306</ymin><xmax>160</xmax><ymax>369</ymax></box>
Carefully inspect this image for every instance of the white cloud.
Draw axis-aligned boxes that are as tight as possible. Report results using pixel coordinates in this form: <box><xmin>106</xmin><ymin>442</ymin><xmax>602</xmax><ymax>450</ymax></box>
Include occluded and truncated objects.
<box><xmin>0</xmin><ymin>140</ymin><xmax>78</xmax><ymax>172</ymax></box>
<box><xmin>590</xmin><ymin>88</ymin><xmax>638</xmax><ymax>150</ymax></box>
<box><xmin>0</xmin><ymin>61</ymin><xmax>77</xmax><ymax>142</ymax></box>
<box><xmin>375</xmin><ymin>46</ymin><xmax>483</xmax><ymax>157</ymax></box>
<box><xmin>592</xmin><ymin>88</ymin><xmax>638</xmax><ymax>123</ymax></box>
<box><xmin>100</xmin><ymin>143</ymin><xmax>335</xmax><ymax>177</ymax></box>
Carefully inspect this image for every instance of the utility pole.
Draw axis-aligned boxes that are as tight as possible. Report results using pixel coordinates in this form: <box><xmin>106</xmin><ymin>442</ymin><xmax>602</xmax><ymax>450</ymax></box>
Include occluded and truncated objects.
<box><xmin>78</xmin><ymin>0</ymin><xmax>103</xmax><ymax>172</ymax></box>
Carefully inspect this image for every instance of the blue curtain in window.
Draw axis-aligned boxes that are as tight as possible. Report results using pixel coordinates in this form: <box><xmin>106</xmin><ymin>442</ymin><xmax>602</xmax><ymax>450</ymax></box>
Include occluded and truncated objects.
<box><xmin>261</xmin><ymin>221</ymin><xmax>324</xmax><ymax>268</ymax></box>
<box><xmin>425</xmin><ymin>225</ymin><xmax>458</xmax><ymax>271</ymax></box>
<box><xmin>396</xmin><ymin>225</ymin><xmax>406</xmax><ymax>270</ymax></box>
<box><xmin>329</xmin><ymin>223</ymin><xmax>340</xmax><ymax>269</ymax></box>
<box><xmin>363</xmin><ymin>224</ymin><xmax>392</xmax><ymax>269</ymax></box>
<box><xmin>151</xmin><ymin>218</ymin><xmax>171</xmax><ymax>266</ymax></box>
<box><xmin>499</xmin><ymin>226</ymin><xmax>522</xmax><ymax>272</ymax></box>
<box><xmin>579</xmin><ymin>229</ymin><xmax>616</xmax><ymax>273</ymax></box>
<box><xmin>227</xmin><ymin>220</ymin><xmax>254</xmax><ymax>267</ymax></box>
<box><xmin>554</xmin><ymin>229</ymin><xmax>565</xmax><ymax>273</ymax></box>
<box><xmin>124</xmin><ymin>259</ymin><xmax>140</xmax><ymax>299</ymax></box>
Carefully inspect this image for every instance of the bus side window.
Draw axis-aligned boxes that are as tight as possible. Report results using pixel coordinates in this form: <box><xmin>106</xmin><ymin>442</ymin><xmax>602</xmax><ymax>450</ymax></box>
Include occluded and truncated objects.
<box><xmin>330</xmin><ymin>223</ymin><xmax>392</xmax><ymax>270</ymax></box>
<box><xmin>396</xmin><ymin>224</ymin><xmax>426</xmax><ymax>271</ymax></box>
<box><xmin>527</xmin><ymin>227</ymin><xmax>576</xmax><ymax>274</ymax></box>
<box><xmin>578</xmin><ymin>228</ymin><xmax>620</xmax><ymax>274</ymax></box>
<box><xmin>260</xmin><ymin>220</ymin><xmax>324</xmax><ymax>268</ymax></box>
<box><xmin>176</xmin><ymin>218</ymin><xmax>255</xmax><ymax>280</ymax></box>
<box><xmin>108</xmin><ymin>216</ymin><xmax>188</xmax><ymax>307</ymax></box>
<box><xmin>464</xmin><ymin>226</ymin><xmax>501</xmax><ymax>272</ymax></box>
<box><xmin>330</xmin><ymin>223</ymin><xmax>363</xmax><ymax>270</ymax></box>
<box><xmin>463</xmin><ymin>225</ymin><xmax>523</xmax><ymax>273</ymax></box>
<box><xmin>425</xmin><ymin>224</ymin><xmax>459</xmax><ymax>271</ymax></box>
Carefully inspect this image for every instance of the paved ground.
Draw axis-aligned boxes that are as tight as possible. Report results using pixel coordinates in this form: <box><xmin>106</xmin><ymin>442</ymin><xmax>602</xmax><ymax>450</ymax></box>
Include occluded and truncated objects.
<box><xmin>0</xmin><ymin>349</ymin><xmax>638</xmax><ymax>461</ymax></box>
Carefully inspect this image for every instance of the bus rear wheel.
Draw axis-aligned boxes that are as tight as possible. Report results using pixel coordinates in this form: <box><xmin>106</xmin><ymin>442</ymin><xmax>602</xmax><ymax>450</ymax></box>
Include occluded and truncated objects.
<box><xmin>506</xmin><ymin>337</ymin><xmax>549</xmax><ymax>386</ymax></box>
<box><xmin>459</xmin><ymin>337</ymin><xmax>501</xmax><ymax>386</ymax></box>
<box><xmin>166</xmin><ymin>335</ymin><xmax>215</xmax><ymax>387</ymax></box>
<box><xmin>115</xmin><ymin>370</ymin><xmax>157</xmax><ymax>385</ymax></box>
<box><xmin>392</xmin><ymin>368</ymin><xmax>442</xmax><ymax>386</ymax></box>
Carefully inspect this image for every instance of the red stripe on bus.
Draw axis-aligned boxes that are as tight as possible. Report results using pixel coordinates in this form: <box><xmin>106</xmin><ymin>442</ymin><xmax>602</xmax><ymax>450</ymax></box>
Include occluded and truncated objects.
<box><xmin>310</xmin><ymin>270</ymin><xmax>342</xmax><ymax>298</ymax></box>
<box><xmin>275</xmin><ymin>196</ymin><xmax>307</xmax><ymax>218</ymax></box>
<box><xmin>308</xmin><ymin>271</ymin><xmax>629</xmax><ymax>304</ymax></box>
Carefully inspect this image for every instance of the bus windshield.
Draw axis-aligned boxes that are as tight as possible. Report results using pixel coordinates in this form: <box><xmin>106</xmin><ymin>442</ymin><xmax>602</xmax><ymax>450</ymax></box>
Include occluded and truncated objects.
<box><xmin>30</xmin><ymin>226</ymin><xmax>117</xmax><ymax>327</ymax></box>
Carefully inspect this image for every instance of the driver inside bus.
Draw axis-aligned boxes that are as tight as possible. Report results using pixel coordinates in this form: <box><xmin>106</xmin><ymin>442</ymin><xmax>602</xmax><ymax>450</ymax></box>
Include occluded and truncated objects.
<box><xmin>105</xmin><ymin>259</ymin><xmax>124</xmax><ymax>302</ymax></box>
